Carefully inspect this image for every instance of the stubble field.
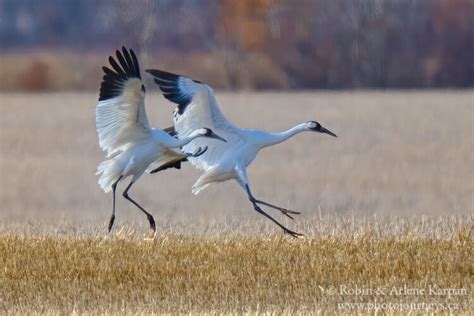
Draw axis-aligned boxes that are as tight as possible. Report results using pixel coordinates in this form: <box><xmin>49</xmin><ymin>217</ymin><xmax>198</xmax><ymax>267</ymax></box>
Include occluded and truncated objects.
<box><xmin>0</xmin><ymin>91</ymin><xmax>473</xmax><ymax>313</ymax></box>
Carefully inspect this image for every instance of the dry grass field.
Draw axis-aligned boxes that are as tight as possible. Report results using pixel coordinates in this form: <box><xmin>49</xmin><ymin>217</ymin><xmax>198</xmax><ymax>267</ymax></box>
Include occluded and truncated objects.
<box><xmin>0</xmin><ymin>91</ymin><xmax>473</xmax><ymax>313</ymax></box>
<box><xmin>1</xmin><ymin>229</ymin><xmax>472</xmax><ymax>314</ymax></box>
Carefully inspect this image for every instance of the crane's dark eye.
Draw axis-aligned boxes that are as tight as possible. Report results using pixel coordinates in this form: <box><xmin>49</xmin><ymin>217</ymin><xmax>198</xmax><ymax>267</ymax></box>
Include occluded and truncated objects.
<box><xmin>204</xmin><ymin>128</ymin><xmax>212</xmax><ymax>136</ymax></box>
<box><xmin>309</xmin><ymin>121</ymin><xmax>321</xmax><ymax>131</ymax></box>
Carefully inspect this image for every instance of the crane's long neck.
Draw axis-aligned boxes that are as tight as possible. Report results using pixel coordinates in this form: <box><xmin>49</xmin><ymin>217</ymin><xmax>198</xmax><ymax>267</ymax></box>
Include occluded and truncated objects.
<box><xmin>258</xmin><ymin>123</ymin><xmax>307</xmax><ymax>148</ymax></box>
<box><xmin>172</xmin><ymin>131</ymin><xmax>203</xmax><ymax>148</ymax></box>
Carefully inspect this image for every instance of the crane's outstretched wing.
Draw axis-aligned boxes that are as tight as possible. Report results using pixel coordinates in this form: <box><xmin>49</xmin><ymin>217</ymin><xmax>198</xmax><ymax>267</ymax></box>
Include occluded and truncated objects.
<box><xmin>96</xmin><ymin>47</ymin><xmax>151</xmax><ymax>157</ymax></box>
<box><xmin>146</xmin><ymin>69</ymin><xmax>243</xmax><ymax>171</ymax></box>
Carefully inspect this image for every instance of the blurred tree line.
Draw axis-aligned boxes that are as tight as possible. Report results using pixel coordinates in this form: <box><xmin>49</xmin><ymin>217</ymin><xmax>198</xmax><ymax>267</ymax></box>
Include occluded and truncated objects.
<box><xmin>0</xmin><ymin>0</ymin><xmax>472</xmax><ymax>90</ymax></box>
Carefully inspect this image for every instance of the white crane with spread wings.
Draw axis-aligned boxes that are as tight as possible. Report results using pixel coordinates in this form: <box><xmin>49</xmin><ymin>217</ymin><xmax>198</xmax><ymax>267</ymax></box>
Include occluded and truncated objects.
<box><xmin>95</xmin><ymin>48</ymin><xmax>226</xmax><ymax>235</ymax></box>
<box><xmin>147</xmin><ymin>69</ymin><xmax>337</xmax><ymax>237</ymax></box>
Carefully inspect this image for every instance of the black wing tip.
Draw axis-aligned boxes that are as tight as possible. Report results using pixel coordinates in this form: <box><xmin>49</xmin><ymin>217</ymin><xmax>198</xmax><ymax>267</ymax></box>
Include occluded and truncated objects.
<box><xmin>146</xmin><ymin>68</ymin><xmax>203</xmax><ymax>84</ymax></box>
<box><xmin>98</xmin><ymin>46</ymin><xmax>141</xmax><ymax>101</ymax></box>
<box><xmin>145</xmin><ymin>69</ymin><xmax>192</xmax><ymax>114</ymax></box>
<box><xmin>109</xmin><ymin>46</ymin><xmax>140</xmax><ymax>79</ymax></box>
<box><xmin>146</xmin><ymin>69</ymin><xmax>181</xmax><ymax>81</ymax></box>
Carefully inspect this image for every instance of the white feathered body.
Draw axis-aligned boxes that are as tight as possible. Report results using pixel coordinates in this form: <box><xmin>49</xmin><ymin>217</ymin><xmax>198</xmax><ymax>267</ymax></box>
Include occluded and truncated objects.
<box><xmin>146</xmin><ymin>66</ymin><xmax>335</xmax><ymax>237</ymax></box>
<box><xmin>96</xmin><ymin>128</ymin><xmax>183</xmax><ymax>193</ymax></box>
<box><xmin>189</xmin><ymin>128</ymin><xmax>284</xmax><ymax>193</ymax></box>
<box><xmin>95</xmin><ymin>47</ymin><xmax>238</xmax><ymax>234</ymax></box>
<box><xmin>95</xmin><ymin>71</ymin><xmax>184</xmax><ymax>193</ymax></box>
<box><xmin>147</xmin><ymin>69</ymin><xmax>310</xmax><ymax>194</ymax></box>
<box><xmin>146</xmin><ymin>70</ymin><xmax>309</xmax><ymax>194</ymax></box>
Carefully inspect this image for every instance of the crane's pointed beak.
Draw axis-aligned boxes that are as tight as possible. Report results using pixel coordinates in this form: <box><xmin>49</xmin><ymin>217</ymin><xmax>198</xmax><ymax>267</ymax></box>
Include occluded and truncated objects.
<box><xmin>209</xmin><ymin>132</ymin><xmax>227</xmax><ymax>142</ymax></box>
<box><xmin>310</xmin><ymin>124</ymin><xmax>337</xmax><ymax>137</ymax></box>
<box><xmin>320</xmin><ymin>126</ymin><xmax>337</xmax><ymax>137</ymax></box>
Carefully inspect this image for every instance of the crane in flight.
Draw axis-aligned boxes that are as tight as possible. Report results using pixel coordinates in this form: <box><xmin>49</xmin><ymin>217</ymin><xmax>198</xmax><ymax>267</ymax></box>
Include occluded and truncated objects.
<box><xmin>95</xmin><ymin>47</ymin><xmax>226</xmax><ymax>235</ymax></box>
<box><xmin>147</xmin><ymin>69</ymin><xmax>337</xmax><ymax>237</ymax></box>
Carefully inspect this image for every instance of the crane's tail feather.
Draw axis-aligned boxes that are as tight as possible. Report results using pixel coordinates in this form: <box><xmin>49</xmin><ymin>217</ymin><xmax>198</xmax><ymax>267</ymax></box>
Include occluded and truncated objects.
<box><xmin>192</xmin><ymin>183</ymin><xmax>210</xmax><ymax>195</ymax></box>
<box><xmin>191</xmin><ymin>172</ymin><xmax>215</xmax><ymax>195</ymax></box>
<box><xmin>96</xmin><ymin>159</ymin><xmax>122</xmax><ymax>193</ymax></box>
<box><xmin>191</xmin><ymin>169</ymin><xmax>230</xmax><ymax>195</ymax></box>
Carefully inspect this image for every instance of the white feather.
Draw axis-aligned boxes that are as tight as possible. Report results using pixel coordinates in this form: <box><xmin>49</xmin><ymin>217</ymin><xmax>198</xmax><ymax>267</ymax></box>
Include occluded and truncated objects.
<box><xmin>172</xmin><ymin>80</ymin><xmax>244</xmax><ymax>172</ymax></box>
<box><xmin>96</xmin><ymin>79</ymin><xmax>150</xmax><ymax>157</ymax></box>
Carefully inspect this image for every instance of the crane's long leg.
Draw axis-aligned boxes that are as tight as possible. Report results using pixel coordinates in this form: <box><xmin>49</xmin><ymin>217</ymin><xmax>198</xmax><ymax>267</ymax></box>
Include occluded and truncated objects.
<box><xmin>122</xmin><ymin>180</ymin><xmax>156</xmax><ymax>233</ymax></box>
<box><xmin>245</xmin><ymin>185</ymin><xmax>303</xmax><ymax>238</ymax></box>
<box><xmin>108</xmin><ymin>176</ymin><xmax>123</xmax><ymax>233</ymax></box>
<box><xmin>253</xmin><ymin>199</ymin><xmax>300</xmax><ymax>220</ymax></box>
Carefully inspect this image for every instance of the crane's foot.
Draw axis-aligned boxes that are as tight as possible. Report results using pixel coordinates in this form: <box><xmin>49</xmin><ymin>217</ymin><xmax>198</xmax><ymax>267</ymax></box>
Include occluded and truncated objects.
<box><xmin>283</xmin><ymin>228</ymin><xmax>304</xmax><ymax>239</ymax></box>
<box><xmin>278</xmin><ymin>209</ymin><xmax>299</xmax><ymax>220</ymax></box>
<box><xmin>142</xmin><ymin>214</ymin><xmax>156</xmax><ymax>240</ymax></box>
<box><xmin>251</xmin><ymin>202</ymin><xmax>304</xmax><ymax>239</ymax></box>
<box><xmin>186</xmin><ymin>146</ymin><xmax>208</xmax><ymax>158</ymax></box>
<box><xmin>145</xmin><ymin>220</ymin><xmax>156</xmax><ymax>240</ymax></box>
<box><xmin>146</xmin><ymin>214</ymin><xmax>156</xmax><ymax>232</ymax></box>
<box><xmin>108</xmin><ymin>214</ymin><xmax>115</xmax><ymax>233</ymax></box>
<box><xmin>254</xmin><ymin>199</ymin><xmax>301</xmax><ymax>220</ymax></box>
<box><xmin>144</xmin><ymin>229</ymin><xmax>156</xmax><ymax>241</ymax></box>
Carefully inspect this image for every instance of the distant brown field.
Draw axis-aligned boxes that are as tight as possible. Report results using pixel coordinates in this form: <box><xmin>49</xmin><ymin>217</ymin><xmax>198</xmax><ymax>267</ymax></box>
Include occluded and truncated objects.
<box><xmin>0</xmin><ymin>91</ymin><xmax>473</xmax><ymax>313</ymax></box>
<box><xmin>0</xmin><ymin>91</ymin><xmax>472</xmax><ymax>227</ymax></box>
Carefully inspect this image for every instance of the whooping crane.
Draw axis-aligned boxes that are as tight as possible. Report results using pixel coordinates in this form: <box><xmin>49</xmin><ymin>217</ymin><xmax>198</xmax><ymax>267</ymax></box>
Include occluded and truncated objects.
<box><xmin>146</xmin><ymin>69</ymin><xmax>337</xmax><ymax>237</ymax></box>
<box><xmin>95</xmin><ymin>47</ymin><xmax>226</xmax><ymax>235</ymax></box>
